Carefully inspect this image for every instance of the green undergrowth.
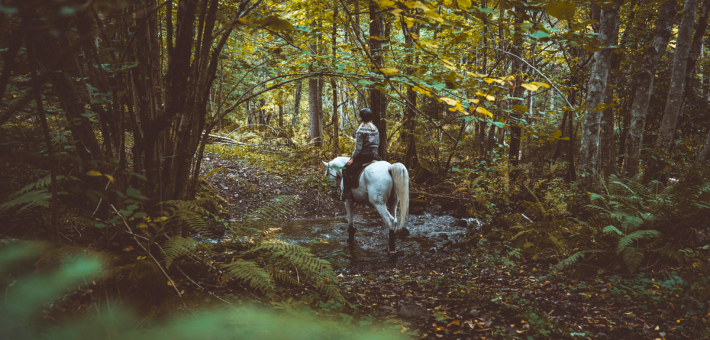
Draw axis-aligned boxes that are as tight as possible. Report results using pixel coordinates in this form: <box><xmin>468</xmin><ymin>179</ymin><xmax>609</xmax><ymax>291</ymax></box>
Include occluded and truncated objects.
<box><xmin>450</xmin><ymin>238</ymin><xmax>710</xmax><ymax>339</ymax></box>
<box><xmin>0</xmin><ymin>242</ymin><xmax>402</xmax><ymax>340</ymax></box>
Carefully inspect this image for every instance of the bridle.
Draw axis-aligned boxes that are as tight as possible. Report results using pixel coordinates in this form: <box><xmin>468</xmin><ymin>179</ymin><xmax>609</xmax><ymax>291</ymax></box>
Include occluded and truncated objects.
<box><xmin>325</xmin><ymin>167</ymin><xmax>342</xmax><ymax>197</ymax></box>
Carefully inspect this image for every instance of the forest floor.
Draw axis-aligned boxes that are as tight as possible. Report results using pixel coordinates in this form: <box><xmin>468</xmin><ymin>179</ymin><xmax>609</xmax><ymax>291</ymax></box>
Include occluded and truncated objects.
<box><xmin>200</xmin><ymin>152</ymin><xmax>707</xmax><ymax>340</ymax></box>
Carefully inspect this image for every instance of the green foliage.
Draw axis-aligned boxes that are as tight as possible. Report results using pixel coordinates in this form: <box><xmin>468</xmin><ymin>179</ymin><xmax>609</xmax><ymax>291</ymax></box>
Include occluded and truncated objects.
<box><xmin>558</xmin><ymin>172</ymin><xmax>710</xmax><ymax>273</ymax></box>
<box><xmin>0</xmin><ymin>243</ymin><xmax>399</xmax><ymax>340</ymax></box>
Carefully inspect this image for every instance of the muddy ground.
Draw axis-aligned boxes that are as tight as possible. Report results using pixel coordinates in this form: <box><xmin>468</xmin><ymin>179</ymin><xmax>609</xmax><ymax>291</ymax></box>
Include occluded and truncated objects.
<box><xmin>200</xmin><ymin>153</ymin><xmax>701</xmax><ymax>340</ymax></box>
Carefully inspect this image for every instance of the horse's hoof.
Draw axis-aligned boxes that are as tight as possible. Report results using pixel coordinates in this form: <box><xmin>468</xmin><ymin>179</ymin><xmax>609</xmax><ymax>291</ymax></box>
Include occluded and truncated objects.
<box><xmin>396</xmin><ymin>228</ymin><xmax>410</xmax><ymax>237</ymax></box>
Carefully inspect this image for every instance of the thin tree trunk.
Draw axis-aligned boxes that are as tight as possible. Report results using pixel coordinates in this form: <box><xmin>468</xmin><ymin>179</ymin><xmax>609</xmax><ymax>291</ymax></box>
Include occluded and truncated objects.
<box><xmin>623</xmin><ymin>0</ymin><xmax>677</xmax><ymax>177</ymax></box>
<box><xmin>402</xmin><ymin>18</ymin><xmax>419</xmax><ymax>169</ymax></box>
<box><xmin>278</xmin><ymin>104</ymin><xmax>283</xmax><ymax>127</ymax></box>
<box><xmin>600</xmin><ymin>15</ymin><xmax>621</xmax><ymax>177</ymax></box>
<box><xmin>577</xmin><ymin>4</ymin><xmax>619</xmax><ymax>189</ymax></box>
<box><xmin>293</xmin><ymin>80</ymin><xmax>302</xmax><ymax>125</ymax></box>
<box><xmin>647</xmin><ymin>0</ymin><xmax>699</xmax><ymax>182</ymax></box>
<box><xmin>332</xmin><ymin>6</ymin><xmax>339</xmax><ymax>154</ymax></box>
<box><xmin>698</xmin><ymin>132</ymin><xmax>710</xmax><ymax>163</ymax></box>
<box><xmin>508</xmin><ymin>4</ymin><xmax>525</xmax><ymax>171</ymax></box>
<box><xmin>369</xmin><ymin>0</ymin><xmax>387</xmax><ymax>160</ymax></box>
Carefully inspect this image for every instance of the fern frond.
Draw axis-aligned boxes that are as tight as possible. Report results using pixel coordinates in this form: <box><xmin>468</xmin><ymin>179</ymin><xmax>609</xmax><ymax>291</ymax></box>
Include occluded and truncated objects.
<box><xmin>162</xmin><ymin>236</ymin><xmax>202</xmax><ymax>268</ymax></box>
<box><xmin>650</xmin><ymin>244</ymin><xmax>683</xmax><ymax>263</ymax></box>
<box><xmin>221</xmin><ymin>260</ymin><xmax>274</xmax><ymax>292</ymax></box>
<box><xmin>602</xmin><ymin>225</ymin><xmax>624</xmax><ymax>236</ymax></box>
<box><xmin>556</xmin><ymin>249</ymin><xmax>607</xmax><ymax>270</ymax></box>
<box><xmin>616</xmin><ymin>230</ymin><xmax>661</xmax><ymax>254</ymax></box>
<box><xmin>0</xmin><ymin>188</ymin><xmax>51</xmax><ymax>212</ymax></box>
<box><xmin>621</xmin><ymin>247</ymin><xmax>644</xmax><ymax>273</ymax></box>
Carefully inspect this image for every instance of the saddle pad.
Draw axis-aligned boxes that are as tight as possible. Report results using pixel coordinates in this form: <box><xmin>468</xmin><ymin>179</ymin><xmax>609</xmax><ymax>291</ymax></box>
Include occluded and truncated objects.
<box><xmin>352</xmin><ymin>160</ymin><xmax>379</xmax><ymax>189</ymax></box>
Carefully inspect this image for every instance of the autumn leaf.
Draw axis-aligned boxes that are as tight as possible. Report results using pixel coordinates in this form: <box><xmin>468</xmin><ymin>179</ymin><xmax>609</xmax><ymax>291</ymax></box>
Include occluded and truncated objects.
<box><xmin>530</xmin><ymin>81</ymin><xmax>551</xmax><ymax>89</ymax></box>
<box><xmin>457</xmin><ymin>0</ymin><xmax>472</xmax><ymax>10</ymax></box>
<box><xmin>86</xmin><ymin>170</ymin><xmax>103</xmax><ymax>177</ymax></box>
<box><xmin>475</xmin><ymin>106</ymin><xmax>493</xmax><ymax>118</ymax></box>
<box><xmin>379</xmin><ymin>68</ymin><xmax>399</xmax><ymax>75</ymax></box>
<box><xmin>377</xmin><ymin>0</ymin><xmax>395</xmax><ymax>8</ymax></box>
<box><xmin>253</xmin><ymin>16</ymin><xmax>295</xmax><ymax>31</ymax></box>
<box><xmin>412</xmin><ymin>86</ymin><xmax>432</xmax><ymax>97</ymax></box>
<box><xmin>545</xmin><ymin>1</ymin><xmax>576</xmax><ymax>20</ymax></box>
<box><xmin>437</xmin><ymin>96</ymin><xmax>458</xmax><ymax>106</ymax></box>
<box><xmin>521</xmin><ymin>83</ymin><xmax>540</xmax><ymax>91</ymax></box>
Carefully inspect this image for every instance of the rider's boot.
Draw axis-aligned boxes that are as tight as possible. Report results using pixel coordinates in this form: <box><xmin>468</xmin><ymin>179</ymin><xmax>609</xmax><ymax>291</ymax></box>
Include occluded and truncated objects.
<box><xmin>340</xmin><ymin>171</ymin><xmax>353</xmax><ymax>201</ymax></box>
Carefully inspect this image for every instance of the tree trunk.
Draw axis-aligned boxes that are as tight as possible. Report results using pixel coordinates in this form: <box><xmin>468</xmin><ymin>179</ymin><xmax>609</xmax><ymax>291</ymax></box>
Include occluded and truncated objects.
<box><xmin>293</xmin><ymin>80</ymin><xmax>302</xmax><ymax>125</ymax></box>
<box><xmin>308</xmin><ymin>24</ymin><xmax>323</xmax><ymax>144</ymax></box>
<box><xmin>623</xmin><ymin>0</ymin><xmax>677</xmax><ymax>177</ymax></box>
<box><xmin>369</xmin><ymin>0</ymin><xmax>387</xmax><ymax>160</ymax></box>
<box><xmin>278</xmin><ymin>104</ymin><xmax>283</xmax><ymax>127</ymax></box>
<box><xmin>508</xmin><ymin>4</ymin><xmax>525</xmax><ymax>170</ymax></box>
<box><xmin>600</xmin><ymin>15</ymin><xmax>621</xmax><ymax>177</ymax></box>
<box><xmin>698</xmin><ymin>132</ymin><xmax>710</xmax><ymax>163</ymax></box>
<box><xmin>332</xmin><ymin>7</ymin><xmax>339</xmax><ymax>154</ymax></box>
<box><xmin>577</xmin><ymin>4</ymin><xmax>619</xmax><ymax>189</ymax></box>
<box><xmin>647</xmin><ymin>0</ymin><xmax>699</xmax><ymax>182</ymax></box>
<box><xmin>402</xmin><ymin>19</ymin><xmax>419</xmax><ymax>169</ymax></box>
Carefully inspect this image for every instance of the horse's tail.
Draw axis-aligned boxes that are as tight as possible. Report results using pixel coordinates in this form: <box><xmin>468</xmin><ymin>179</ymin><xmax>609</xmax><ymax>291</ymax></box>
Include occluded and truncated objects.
<box><xmin>389</xmin><ymin>163</ymin><xmax>409</xmax><ymax>229</ymax></box>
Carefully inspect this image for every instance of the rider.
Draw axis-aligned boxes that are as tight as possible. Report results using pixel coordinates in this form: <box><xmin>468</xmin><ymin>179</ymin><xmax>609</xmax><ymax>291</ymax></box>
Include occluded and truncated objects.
<box><xmin>341</xmin><ymin>108</ymin><xmax>382</xmax><ymax>200</ymax></box>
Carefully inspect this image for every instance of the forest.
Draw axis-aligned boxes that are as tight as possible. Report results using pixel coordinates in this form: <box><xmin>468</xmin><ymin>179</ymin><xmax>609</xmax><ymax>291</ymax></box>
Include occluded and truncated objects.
<box><xmin>1</xmin><ymin>0</ymin><xmax>710</xmax><ymax>339</ymax></box>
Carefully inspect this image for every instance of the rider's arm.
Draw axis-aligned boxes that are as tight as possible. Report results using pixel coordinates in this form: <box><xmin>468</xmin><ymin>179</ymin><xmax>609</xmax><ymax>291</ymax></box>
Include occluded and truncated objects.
<box><xmin>351</xmin><ymin>128</ymin><xmax>363</xmax><ymax>158</ymax></box>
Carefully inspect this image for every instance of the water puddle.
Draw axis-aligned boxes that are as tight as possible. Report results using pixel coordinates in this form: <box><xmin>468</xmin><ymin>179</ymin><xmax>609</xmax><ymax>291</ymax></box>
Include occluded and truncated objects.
<box><xmin>278</xmin><ymin>213</ymin><xmax>474</xmax><ymax>266</ymax></box>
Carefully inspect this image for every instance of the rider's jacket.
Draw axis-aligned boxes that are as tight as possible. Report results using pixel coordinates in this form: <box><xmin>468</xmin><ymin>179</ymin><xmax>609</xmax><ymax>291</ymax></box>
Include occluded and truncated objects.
<box><xmin>352</xmin><ymin>122</ymin><xmax>379</xmax><ymax>159</ymax></box>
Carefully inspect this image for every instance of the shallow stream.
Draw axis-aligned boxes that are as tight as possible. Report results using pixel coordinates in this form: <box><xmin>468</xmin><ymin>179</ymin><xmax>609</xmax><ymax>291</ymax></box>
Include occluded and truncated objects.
<box><xmin>278</xmin><ymin>211</ymin><xmax>475</xmax><ymax>267</ymax></box>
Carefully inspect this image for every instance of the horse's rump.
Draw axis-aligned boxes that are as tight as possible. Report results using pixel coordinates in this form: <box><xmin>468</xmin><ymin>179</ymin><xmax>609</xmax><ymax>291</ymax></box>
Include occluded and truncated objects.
<box><xmin>350</xmin><ymin>160</ymin><xmax>379</xmax><ymax>189</ymax></box>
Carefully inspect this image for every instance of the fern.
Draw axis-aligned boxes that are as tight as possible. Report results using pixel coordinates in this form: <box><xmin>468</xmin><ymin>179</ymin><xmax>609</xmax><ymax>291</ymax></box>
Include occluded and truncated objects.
<box><xmin>0</xmin><ymin>188</ymin><xmax>51</xmax><ymax>212</ymax></box>
<box><xmin>221</xmin><ymin>260</ymin><xmax>275</xmax><ymax>292</ymax></box>
<box><xmin>162</xmin><ymin>236</ymin><xmax>202</xmax><ymax>268</ymax></box>
<box><xmin>621</xmin><ymin>247</ymin><xmax>644</xmax><ymax>273</ymax></box>
<box><xmin>557</xmin><ymin>249</ymin><xmax>607</xmax><ymax>270</ymax></box>
<box><xmin>616</xmin><ymin>230</ymin><xmax>661</xmax><ymax>254</ymax></box>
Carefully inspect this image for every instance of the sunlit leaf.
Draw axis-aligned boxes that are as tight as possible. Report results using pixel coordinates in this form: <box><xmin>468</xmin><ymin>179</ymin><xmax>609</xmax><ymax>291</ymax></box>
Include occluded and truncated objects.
<box><xmin>475</xmin><ymin>107</ymin><xmax>493</xmax><ymax>118</ymax></box>
<box><xmin>438</xmin><ymin>97</ymin><xmax>458</xmax><ymax>106</ymax></box>
<box><xmin>86</xmin><ymin>170</ymin><xmax>103</xmax><ymax>177</ymax></box>
<box><xmin>545</xmin><ymin>1</ymin><xmax>576</xmax><ymax>20</ymax></box>
<box><xmin>379</xmin><ymin>68</ymin><xmax>399</xmax><ymax>75</ymax></box>
<box><xmin>457</xmin><ymin>0</ymin><xmax>472</xmax><ymax>10</ymax></box>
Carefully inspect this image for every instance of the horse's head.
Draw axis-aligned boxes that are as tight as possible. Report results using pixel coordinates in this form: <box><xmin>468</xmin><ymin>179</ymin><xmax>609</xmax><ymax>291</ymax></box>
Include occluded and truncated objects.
<box><xmin>322</xmin><ymin>160</ymin><xmax>343</xmax><ymax>195</ymax></box>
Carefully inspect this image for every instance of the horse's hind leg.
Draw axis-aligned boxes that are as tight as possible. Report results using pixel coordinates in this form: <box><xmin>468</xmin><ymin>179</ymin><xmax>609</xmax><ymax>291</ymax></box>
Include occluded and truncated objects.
<box><xmin>373</xmin><ymin>203</ymin><xmax>396</xmax><ymax>252</ymax></box>
<box><xmin>345</xmin><ymin>199</ymin><xmax>356</xmax><ymax>243</ymax></box>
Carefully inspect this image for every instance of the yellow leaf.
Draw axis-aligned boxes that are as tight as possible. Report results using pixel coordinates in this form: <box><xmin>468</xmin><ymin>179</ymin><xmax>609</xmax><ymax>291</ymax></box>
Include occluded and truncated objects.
<box><xmin>476</xmin><ymin>91</ymin><xmax>495</xmax><ymax>101</ymax></box>
<box><xmin>521</xmin><ymin>83</ymin><xmax>540</xmax><ymax>91</ymax></box>
<box><xmin>457</xmin><ymin>0</ymin><xmax>471</xmax><ymax>9</ymax></box>
<box><xmin>475</xmin><ymin>107</ymin><xmax>493</xmax><ymax>118</ymax></box>
<box><xmin>402</xmin><ymin>16</ymin><xmax>416</xmax><ymax>28</ymax></box>
<box><xmin>391</xmin><ymin>9</ymin><xmax>404</xmax><ymax>15</ymax></box>
<box><xmin>423</xmin><ymin>9</ymin><xmax>444</xmax><ymax>23</ymax></box>
<box><xmin>469</xmin><ymin>98</ymin><xmax>480</xmax><ymax>104</ymax></box>
<box><xmin>379</xmin><ymin>68</ymin><xmax>399</xmax><ymax>75</ymax></box>
<box><xmin>530</xmin><ymin>81</ymin><xmax>551</xmax><ymax>89</ymax></box>
<box><xmin>447</xmin><ymin>320</ymin><xmax>461</xmax><ymax>327</ymax></box>
<box><xmin>412</xmin><ymin>86</ymin><xmax>432</xmax><ymax>97</ymax></box>
<box><xmin>403</xmin><ymin>1</ymin><xmax>430</xmax><ymax>10</ymax></box>
<box><xmin>471</xmin><ymin>72</ymin><xmax>487</xmax><ymax>77</ymax></box>
<box><xmin>167</xmin><ymin>281</ymin><xmax>173</xmax><ymax>286</ymax></box>
<box><xmin>86</xmin><ymin>170</ymin><xmax>103</xmax><ymax>177</ymax></box>
<box><xmin>377</xmin><ymin>0</ymin><xmax>395</xmax><ymax>8</ymax></box>
<box><xmin>545</xmin><ymin>1</ymin><xmax>576</xmax><ymax>20</ymax></box>
<box><xmin>437</xmin><ymin>97</ymin><xmax>458</xmax><ymax>106</ymax></box>
<box><xmin>123</xmin><ymin>246</ymin><xmax>134</xmax><ymax>252</ymax></box>
<box><xmin>483</xmin><ymin>78</ymin><xmax>503</xmax><ymax>84</ymax></box>
<box><xmin>104</xmin><ymin>174</ymin><xmax>115</xmax><ymax>182</ymax></box>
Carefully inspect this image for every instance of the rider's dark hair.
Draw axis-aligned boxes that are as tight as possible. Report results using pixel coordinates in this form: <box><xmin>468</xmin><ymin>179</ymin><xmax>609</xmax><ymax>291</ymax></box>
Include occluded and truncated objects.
<box><xmin>359</xmin><ymin>108</ymin><xmax>373</xmax><ymax>122</ymax></box>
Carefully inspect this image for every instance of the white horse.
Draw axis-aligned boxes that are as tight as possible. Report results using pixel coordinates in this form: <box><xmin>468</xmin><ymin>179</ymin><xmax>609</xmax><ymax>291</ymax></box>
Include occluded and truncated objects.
<box><xmin>323</xmin><ymin>157</ymin><xmax>409</xmax><ymax>253</ymax></box>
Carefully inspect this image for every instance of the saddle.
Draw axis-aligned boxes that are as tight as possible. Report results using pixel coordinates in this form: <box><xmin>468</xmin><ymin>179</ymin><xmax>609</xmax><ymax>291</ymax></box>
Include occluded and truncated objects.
<box><xmin>349</xmin><ymin>160</ymin><xmax>379</xmax><ymax>189</ymax></box>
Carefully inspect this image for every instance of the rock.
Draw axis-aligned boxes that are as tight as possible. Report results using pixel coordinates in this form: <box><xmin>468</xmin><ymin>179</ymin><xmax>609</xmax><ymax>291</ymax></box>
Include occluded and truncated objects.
<box><xmin>398</xmin><ymin>304</ymin><xmax>429</xmax><ymax>319</ymax></box>
<box><xmin>469</xmin><ymin>309</ymin><xmax>481</xmax><ymax>317</ymax></box>
<box><xmin>437</xmin><ymin>240</ymin><xmax>453</xmax><ymax>249</ymax></box>
<box><xmin>428</xmin><ymin>247</ymin><xmax>437</xmax><ymax>253</ymax></box>
<box><xmin>378</xmin><ymin>305</ymin><xmax>396</xmax><ymax>314</ymax></box>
